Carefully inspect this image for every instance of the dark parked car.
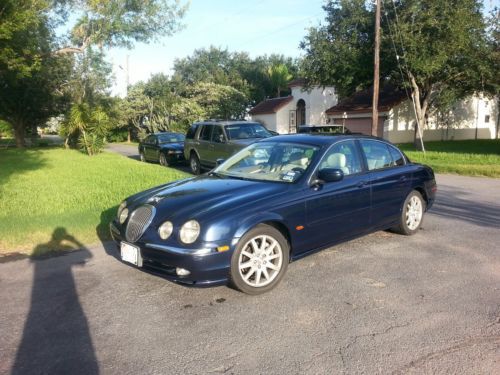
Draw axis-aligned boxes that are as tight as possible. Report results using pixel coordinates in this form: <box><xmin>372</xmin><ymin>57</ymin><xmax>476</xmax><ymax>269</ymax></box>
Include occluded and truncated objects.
<box><xmin>183</xmin><ymin>120</ymin><xmax>273</xmax><ymax>174</ymax></box>
<box><xmin>111</xmin><ymin>134</ymin><xmax>436</xmax><ymax>294</ymax></box>
<box><xmin>139</xmin><ymin>132</ymin><xmax>185</xmax><ymax>166</ymax></box>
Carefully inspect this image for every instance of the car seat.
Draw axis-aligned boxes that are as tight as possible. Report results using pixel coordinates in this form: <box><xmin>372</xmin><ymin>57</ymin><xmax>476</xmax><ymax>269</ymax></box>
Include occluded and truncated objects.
<box><xmin>323</xmin><ymin>153</ymin><xmax>349</xmax><ymax>174</ymax></box>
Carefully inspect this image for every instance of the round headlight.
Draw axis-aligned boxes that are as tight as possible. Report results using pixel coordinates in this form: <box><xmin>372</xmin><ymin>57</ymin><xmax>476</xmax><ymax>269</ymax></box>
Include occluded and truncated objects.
<box><xmin>179</xmin><ymin>220</ymin><xmax>200</xmax><ymax>244</ymax></box>
<box><xmin>119</xmin><ymin>207</ymin><xmax>129</xmax><ymax>224</ymax></box>
<box><xmin>158</xmin><ymin>221</ymin><xmax>173</xmax><ymax>240</ymax></box>
<box><xmin>117</xmin><ymin>201</ymin><xmax>126</xmax><ymax>218</ymax></box>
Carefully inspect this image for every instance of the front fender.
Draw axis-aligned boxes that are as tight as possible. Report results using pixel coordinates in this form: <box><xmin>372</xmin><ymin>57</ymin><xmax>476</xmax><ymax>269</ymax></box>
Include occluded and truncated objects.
<box><xmin>232</xmin><ymin>212</ymin><xmax>287</xmax><ymax>240</ymax></box>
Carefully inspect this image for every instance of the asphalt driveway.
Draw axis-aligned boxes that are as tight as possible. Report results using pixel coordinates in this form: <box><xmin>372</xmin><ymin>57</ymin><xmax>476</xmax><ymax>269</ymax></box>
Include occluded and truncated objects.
<box><xmin>1</xmin><ymin>173</ymin><xmax>499</xmax><ymax>374</ymax></box>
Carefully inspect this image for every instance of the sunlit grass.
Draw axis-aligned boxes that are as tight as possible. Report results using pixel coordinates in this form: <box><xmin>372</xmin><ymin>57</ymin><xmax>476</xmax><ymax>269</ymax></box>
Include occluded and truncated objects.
<box><xmin>398</xmin><ymin>140</ymin><xmax>500</xmax><ymax>178</ymax></box>
<box><xmin>0</xmin><ymin>147</ymin><xmax>188</xmax><ymax>254</ymax></box>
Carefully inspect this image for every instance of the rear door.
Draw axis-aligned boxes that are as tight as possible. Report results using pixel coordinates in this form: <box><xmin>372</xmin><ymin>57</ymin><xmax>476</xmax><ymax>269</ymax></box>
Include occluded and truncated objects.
<box><xmin>359</xmin><ymin>139</ymin><xmax>412</xmax><ymax>229</ymax></box>
<box><xmin>304</xmin><ymin>140</ymin><xmax>371</xmax><ymax>250</ymax></box>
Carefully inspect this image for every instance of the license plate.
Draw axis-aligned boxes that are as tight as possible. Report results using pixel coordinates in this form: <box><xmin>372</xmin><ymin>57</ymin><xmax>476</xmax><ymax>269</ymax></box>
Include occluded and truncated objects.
<box><xmin>121</xmin><ymin>242</ymin><xmax>141</xmax><ymax>266</ymax></box>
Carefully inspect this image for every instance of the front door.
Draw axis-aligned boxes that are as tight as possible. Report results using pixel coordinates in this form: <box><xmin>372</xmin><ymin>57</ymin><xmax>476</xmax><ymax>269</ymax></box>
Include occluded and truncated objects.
<box><xmin>197</xmin><ymin>124</ymin><xmax>213</xmax><ymax>166</ymax></box>
<box><xmin>304</xmin><ymin>140</ymin><xmax>370</xmax><ymax>251</ymax></box>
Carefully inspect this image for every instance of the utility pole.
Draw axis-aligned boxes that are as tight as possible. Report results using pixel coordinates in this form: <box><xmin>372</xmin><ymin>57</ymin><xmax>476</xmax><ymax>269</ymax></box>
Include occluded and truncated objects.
<box><xmin>371</xmin><ymin>0</ymin><xmax>381</xmax><ymax>137</ymax></box>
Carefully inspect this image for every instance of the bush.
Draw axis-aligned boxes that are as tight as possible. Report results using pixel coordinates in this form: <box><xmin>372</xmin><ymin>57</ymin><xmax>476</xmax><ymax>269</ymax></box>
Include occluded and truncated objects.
<box><xmin>107</xmin><ymin>128</ymin><xmax>129</xmax><ymax>143</ymax></box>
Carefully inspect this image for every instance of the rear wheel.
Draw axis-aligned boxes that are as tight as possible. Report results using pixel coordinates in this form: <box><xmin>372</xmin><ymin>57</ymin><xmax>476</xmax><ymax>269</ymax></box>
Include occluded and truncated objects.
<box><xmin>139</xmin><ymin>151</ymin><xmax>146</xmax><ymax>162</ymax></box>
<box><xmin>190</xmin><ymin>152</ymin><xmax>201</xmax><ymax>175</ymax></box>
<box><xmin>392</xmin><ymin>190</ymin><xmax>426</xmax><ymax>235</ymax></box>
<box><xmin>230</xmin><ymin>224</ymin><xmax>289</xmax><ymax>295</ymax></box>
<box><xmin>159</xmin><ymin>153</ymin><xmax>169</xmax><ymax>167</ymax></box>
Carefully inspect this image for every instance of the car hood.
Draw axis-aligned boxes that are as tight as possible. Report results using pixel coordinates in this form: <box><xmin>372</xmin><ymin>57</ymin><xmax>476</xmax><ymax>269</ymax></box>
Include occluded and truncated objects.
<box><xmin>128</xmin><ymin>175</ymin><xmax>289</xmax><ymax>222</ymax></box>
<box><xmin>159</xmin><ymin>142</ymin><xmax>184</xmax><ymax>150</ymax></box>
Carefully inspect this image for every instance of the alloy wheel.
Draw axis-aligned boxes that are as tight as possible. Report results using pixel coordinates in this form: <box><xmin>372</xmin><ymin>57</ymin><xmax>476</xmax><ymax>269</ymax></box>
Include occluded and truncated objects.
<box><xmin>238</xmin><ymin>235</ymin><xmax>283</xmax><ymax>288</ymax></box>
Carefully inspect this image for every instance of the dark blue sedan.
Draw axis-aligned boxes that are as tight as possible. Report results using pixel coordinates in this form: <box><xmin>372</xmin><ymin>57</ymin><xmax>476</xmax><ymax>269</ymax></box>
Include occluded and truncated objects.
<box><xmin>110</xmin><ymin>135</ymin><xmax>436</xmax><ymax>294</ymax></box>
<box><xmin>138</xmin><ymin>132</ymin><xmax>185</xmax><ymax>166</ymax></box>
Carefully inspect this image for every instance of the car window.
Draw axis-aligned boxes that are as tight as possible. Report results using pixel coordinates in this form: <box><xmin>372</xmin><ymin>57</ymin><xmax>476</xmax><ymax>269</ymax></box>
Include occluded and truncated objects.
<box><xmin>186</xmin><ymin>124</ymin><xmax>199</xmax><ymax>139</ymax></box>
<box><xmin>157</xmin><ymin>133</ymin><xmax>185</xmax><ymax>143</ymax></box>
<box><xmin>388</xmin><ymin>145</ymin><xmax>405</xmax><ymax>166</ymax></box>
<box><xmin>225</xmin><ymin>123</ymin><xmax>271</xmax><ymax>140</ymax></box>
<box><xmin>211</xmin><ymin>126</ymin><xmax>225</xmax><ymax>143</ymax></box>
<box><xmin>360</xmin><ymin>140</ymin><xmax>393</xmax><ymax>170</ymax></box>
<box><xmin>145</xmin><ymin>135</ymin><xmax>155</xmax><ymax>145</ymax></box>
<box><xmin>199</xmin><ymin>125</ymin><xmax>213</xmax><ymax>141</ymax></box>
<box><xmin>319</xmin><ymin>140</ymin><xmax>362</xmax><ymax>176</ymax></box>
<box><xmin>214</xmin><ymin>142</ymin><xmax>319</xmax><ymax>183</ymax></box>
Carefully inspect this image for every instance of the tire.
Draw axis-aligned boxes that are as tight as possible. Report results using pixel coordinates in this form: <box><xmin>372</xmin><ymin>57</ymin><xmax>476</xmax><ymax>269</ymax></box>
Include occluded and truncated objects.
<box><xmin>190</xmin><ymin>152</ymin><xmax>201</xmax><ymax>175</ymax></box>
<box><xmin>159</xmin><ymin>153</ymin><xmax>169</xmax><ymax>167</ymax></box>
<box><xmin>392</xmin><ymin>190</ymin><xmax>426</xmax><ymax>235</ymax></box>
<box><xmin>229</xmin><ymin>224</ymin><xmax>289</xmax><ymax>295</ymax></box>
<box><xmin>139</xmin><ymin>151</ymin><xmax>146</xmax><ymax>162</ymax></box>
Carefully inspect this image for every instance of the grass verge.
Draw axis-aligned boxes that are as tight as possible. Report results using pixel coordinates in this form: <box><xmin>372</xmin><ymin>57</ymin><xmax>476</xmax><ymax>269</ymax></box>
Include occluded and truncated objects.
<box><xmin>0</xmin><ymin>147</ymin><xmax>188</xmax><ymax>255</ymax></box>
<box><xmin>398</xmin><ymin>140</ymin><xmax>500</xmax><ymax>178</ymax></box>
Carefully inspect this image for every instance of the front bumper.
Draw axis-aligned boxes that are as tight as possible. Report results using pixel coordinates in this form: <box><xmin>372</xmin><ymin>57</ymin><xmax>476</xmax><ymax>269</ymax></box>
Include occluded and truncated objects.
<box><xmin>110</xmin><ymin>221</ymin><xmax>232</xmax><ymax>286</ymax></box>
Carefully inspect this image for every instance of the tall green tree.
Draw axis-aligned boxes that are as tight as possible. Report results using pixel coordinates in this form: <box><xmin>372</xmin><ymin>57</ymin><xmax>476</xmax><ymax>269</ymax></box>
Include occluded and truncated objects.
<box><xmin>0</xmin><ymin>0</ymin><xmax>188</xmax><ymax>148</ymax></box>
<box><xmin>267</xmin><ymin>64</ymin><xmax>293</xmax><ymax>97</ymax></box>
<box><xmin>301</xmin><ymin>0</ymin><xmax>497</xmax><ymax>147</ymax></box>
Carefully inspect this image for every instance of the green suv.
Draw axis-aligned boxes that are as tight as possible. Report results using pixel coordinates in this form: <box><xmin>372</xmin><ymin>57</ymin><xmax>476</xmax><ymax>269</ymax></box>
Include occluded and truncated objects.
<box><xmin>183</xmin><ymin>120</ymin><xmax>273</xmax><ymax>174</ymax></box>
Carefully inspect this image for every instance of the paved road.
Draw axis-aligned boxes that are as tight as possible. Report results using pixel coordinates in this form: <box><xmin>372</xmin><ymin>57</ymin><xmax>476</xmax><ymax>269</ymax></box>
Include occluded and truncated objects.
<box><xmin>1</xmin><ymin>172</ymin><xmax>499</xmax><ymax>373</ymax></box>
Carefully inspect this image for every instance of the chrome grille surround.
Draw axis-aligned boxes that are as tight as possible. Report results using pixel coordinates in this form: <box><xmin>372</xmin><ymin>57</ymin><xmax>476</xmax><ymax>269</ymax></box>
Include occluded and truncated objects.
<box><xmin>125</xmin><ymin>204</ymin><xmax>156</xmax><ymax>243</ymax></box>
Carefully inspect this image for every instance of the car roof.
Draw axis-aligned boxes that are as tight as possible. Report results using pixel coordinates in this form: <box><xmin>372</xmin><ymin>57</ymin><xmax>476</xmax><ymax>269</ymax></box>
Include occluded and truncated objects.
<box><xmin>259</xmin><ymin>134</ymin><xmax>386</xmax><ymax>146</ymax></box>
<box><xmin>193</xmin><ymin>120</ymin><xmax>262</xmax><ymax>126</ymax></box>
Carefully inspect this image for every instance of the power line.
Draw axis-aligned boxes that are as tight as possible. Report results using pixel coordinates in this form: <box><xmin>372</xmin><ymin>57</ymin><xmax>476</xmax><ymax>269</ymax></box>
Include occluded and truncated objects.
<box><xmin>237</xmin><ymin>13</ymin><xmax>323</xmax><ymax>49</ymax></box>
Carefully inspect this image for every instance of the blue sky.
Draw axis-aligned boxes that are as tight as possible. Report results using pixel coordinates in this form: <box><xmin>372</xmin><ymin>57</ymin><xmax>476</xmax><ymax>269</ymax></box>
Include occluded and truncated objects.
<box><xmin>108</xmin><ymin>0</ymin><xmax>328</xmax><ymax>96</ymax></box>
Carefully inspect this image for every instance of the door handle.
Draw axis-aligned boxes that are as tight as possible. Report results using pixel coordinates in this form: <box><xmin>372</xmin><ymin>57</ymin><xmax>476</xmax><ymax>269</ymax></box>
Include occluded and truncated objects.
<box><xmin>357</xmin><ymin>181</ymin><xmax>368</xmax><ymax>188</ymax></box>
<box><xmin>399</xmin><ymin>176</ymin><xmax>408</xmax><ymax>182</ymax></box>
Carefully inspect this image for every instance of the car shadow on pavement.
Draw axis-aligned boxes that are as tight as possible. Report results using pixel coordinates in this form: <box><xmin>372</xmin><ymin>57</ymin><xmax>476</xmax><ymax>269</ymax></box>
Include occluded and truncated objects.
<box><xmin>11</xmin><ymin>228</ymin><xmax>99</xmax><ymax>375</ymax></box>
<box><xmin>432</xmin><ymin>185</ymin><xmax>500</xmax><ymax>228</ymax></box>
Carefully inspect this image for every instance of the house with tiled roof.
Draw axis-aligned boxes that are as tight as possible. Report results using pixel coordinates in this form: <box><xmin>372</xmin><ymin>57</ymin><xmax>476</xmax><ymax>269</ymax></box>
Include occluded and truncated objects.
<box><xmin>249</xmin><ymin>79</ymin><xmax>337</xmax><ymax>134</ymax></box>
<box><xmin>326</xmin><ymin>86</ymin><xmax>498</xmax><ymax>142</ymax></box>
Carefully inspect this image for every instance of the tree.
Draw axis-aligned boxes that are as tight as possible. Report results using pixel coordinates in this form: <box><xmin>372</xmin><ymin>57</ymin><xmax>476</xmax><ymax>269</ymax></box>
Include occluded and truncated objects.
<box><xmin>186</xmin><ymin>82</ymin><xmax>248</xmax><ymax>120</ymax></box>
<box><xmin>267</xmin><ymin>64</ymin><xmax>293</xmax><ymax>97</ymax></box>
<box><xmin>0</xmin><ymin>0</ymin><xmax>188</xmax><ymax>148</ymax></box>
<box><xmin>55</xmin><ymin>0</ymin><xmax>188</xmax><ymax>55</ymax></box>
<box><xmin>301</xmin><ymin>0</ymin><xmax>497</xmax><ymax>148</ymax></box>
<box><xmin>172</xmin><ymin>46</ymin><xmax>300</xmax><ymax>104</ymax></box>
<box><xmin>61</xmin><ymin>103</ymin><xmax>111</xmax><ymax>155</ymax></box>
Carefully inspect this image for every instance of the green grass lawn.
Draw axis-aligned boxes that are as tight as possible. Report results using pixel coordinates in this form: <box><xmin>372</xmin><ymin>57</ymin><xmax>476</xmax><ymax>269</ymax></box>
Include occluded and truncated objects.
<box><xmin>0</xmin><ymin>147</ymin><xmax>188</xmax><ymax>255</ymax></box>
<box><xmin>398</xmin><ymin>139</ymin><xmax>500</xmax><ymax>178</ymax></box>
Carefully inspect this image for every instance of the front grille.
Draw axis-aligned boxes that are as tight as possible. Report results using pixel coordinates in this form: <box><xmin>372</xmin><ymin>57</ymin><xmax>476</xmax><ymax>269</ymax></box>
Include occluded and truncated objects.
<box><xmin>125</xmin><ymin>205</ymin><xmax>155</xmax><ymax>242</ymax></box>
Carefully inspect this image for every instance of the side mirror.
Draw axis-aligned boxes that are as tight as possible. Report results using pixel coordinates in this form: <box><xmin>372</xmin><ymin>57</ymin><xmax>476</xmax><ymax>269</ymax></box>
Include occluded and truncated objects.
<box><xmin>217</xmin><ymin>134</ymin><xmax>225</xmax><ymax>143</ymax></box>
<box><xmin>215</xmin><ymin>158</ymin><xmax>225</xmax><ymax>166</ymax></box>
<box><xmin>318</xmin><ymin>168</ymin><xmax>344</xmax><ymax>183</ymax></box>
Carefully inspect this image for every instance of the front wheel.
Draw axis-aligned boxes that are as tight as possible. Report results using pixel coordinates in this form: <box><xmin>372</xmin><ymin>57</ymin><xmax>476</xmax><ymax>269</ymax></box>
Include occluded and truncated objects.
<box><xmin>190</xmin><ymin>153</ymin><xmax>201</xmax><ymax>175</ymax></box>
<box><xmin>159</xmin><ymin>153</ymin><xmax>169</xmax><ymax>167</ymax></box>
<box><xmin>230</xmin><ymin>225</ymin><xmax>289</xmax><ymax>295</ymax></box>
<box><xmin>392</xmin><ymin>190</ymin><xmax>426</xmax><ymax>235</ymax></box>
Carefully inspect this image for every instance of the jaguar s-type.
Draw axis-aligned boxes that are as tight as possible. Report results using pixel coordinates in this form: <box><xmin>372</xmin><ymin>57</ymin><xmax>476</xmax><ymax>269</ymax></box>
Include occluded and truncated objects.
<box><xmin>110</xmin><ymin>135</ymin><xmax>436</xmax><ymax>294</ymax></box>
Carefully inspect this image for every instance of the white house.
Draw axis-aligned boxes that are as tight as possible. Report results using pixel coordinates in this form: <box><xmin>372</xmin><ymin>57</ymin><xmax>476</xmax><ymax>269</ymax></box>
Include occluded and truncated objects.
<box><xmin>326</xmin><ymin>86</ymin><xmax>499</xmax><ymax>142</ymax></box>
<box><xmin>249</xmin><ymin>79</ymin><xmax>337</xmax><ymax>133</ymax></box>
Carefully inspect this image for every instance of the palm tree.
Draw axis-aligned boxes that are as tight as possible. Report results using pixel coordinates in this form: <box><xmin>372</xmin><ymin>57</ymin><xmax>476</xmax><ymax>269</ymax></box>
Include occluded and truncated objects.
<box><xmin>267</xmin><ymin>64</ymin><xmax>292</xmax><ymax>97</ymax></box>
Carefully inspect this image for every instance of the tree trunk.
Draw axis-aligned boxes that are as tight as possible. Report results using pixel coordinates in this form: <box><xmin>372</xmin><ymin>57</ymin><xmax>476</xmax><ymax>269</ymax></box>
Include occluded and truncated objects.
<box><xmin>409</xmin><ymin>74</ymin><xmax>427</xmax><ymax>152</ymax></box>
<box><xmin>127</xmin><ymin>126</ymin><xmax>132</xmax><ymax>143</ymax></box>
<box><xmin>13</xmin><ymin>120</ymin><xmax>26</xmax><ymax>148</ymax></box>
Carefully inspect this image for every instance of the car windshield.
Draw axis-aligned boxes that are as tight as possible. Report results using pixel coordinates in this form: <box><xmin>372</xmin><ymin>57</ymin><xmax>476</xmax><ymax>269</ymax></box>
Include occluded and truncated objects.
<box><xmin>224</xmin><ymin>123</ymin><xmax>271</xmax><ymax>140</ymax></box>
<box><xmin>157</xmin><ymin>134</ymin><xmax>185</xmax><ymax>143</ymax></box>
<box><xmin>214</xmin><ymin>142</ymin><xmax>320</xmax><ymax>183</ymax></box>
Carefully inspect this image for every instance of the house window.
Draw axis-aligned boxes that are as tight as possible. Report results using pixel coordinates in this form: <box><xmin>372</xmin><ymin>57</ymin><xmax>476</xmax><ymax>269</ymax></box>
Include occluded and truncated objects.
<box><xmin>485</xmin><ymin>115</ymin><xmax>490</xmax><ymax>123</ymax></box>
